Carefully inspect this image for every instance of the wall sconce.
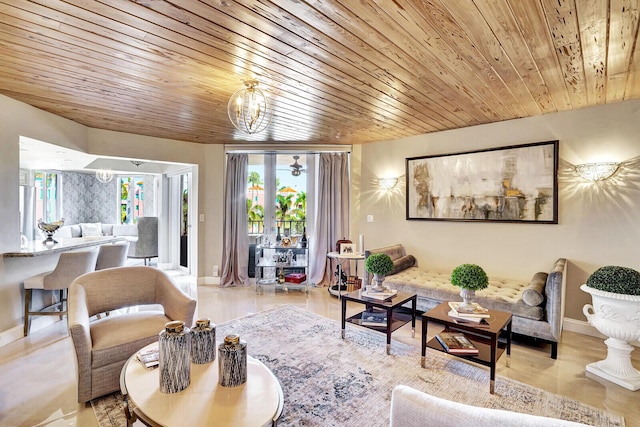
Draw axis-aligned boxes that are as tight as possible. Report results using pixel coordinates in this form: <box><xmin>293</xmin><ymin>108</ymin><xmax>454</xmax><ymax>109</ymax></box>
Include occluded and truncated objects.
<box><xmin>95</xmin><ymin>170</ymin><xmax>114</xmax><ymax>184</ymax></box>
<box><xmin>379</xmin><ymin>177</ymin><xmax>398</xmax><ymax>190</ymax></box>
<box><xmin>575</xmin><ymin>162</ymin><xmax>619</xmax><ymax>182</ymax></box>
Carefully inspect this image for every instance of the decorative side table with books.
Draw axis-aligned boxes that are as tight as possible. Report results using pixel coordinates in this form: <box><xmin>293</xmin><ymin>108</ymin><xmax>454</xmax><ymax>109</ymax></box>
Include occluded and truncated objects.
<box><xmin>421</xmin><ymin>301</ymin><xmax>512</xmax><ymax>394</ymax></box>
<box><xmin>341</xmin><ymin>289</ymin><xmax>417</xmax><ymax>354</ymax></box>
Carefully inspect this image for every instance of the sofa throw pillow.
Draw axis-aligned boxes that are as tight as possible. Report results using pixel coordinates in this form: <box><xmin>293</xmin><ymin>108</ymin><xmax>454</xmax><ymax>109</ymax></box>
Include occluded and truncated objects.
<box><xmin>80</xmin><ymin>222</ymin><xmax>102</xmax><ymax>237</ymax></box>
<box><xmin>391</xmin><ymin>255</ymin><xmax>417</xmax><ymax>275</ymax></box>
<box><xmin>522</xmin><ymin>272</ymin><xmax>548</xmax><ymax>306</ymax></box>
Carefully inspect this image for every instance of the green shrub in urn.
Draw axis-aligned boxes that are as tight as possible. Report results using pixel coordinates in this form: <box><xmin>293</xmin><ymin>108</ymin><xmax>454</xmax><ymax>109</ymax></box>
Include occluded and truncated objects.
<box><xmin>586</xmin><ymin>266</ymin><xmax>640</xmax><ymax>295</ymax></box>
<box><xmin>450</xmin><ymin>264</ymin><xmax>489</xmax><ymax>291</ymax></box>
<box><xmin>365</xmin><ymin>253</ymin><xmax>394</xmax><ymax>276</ymax></box>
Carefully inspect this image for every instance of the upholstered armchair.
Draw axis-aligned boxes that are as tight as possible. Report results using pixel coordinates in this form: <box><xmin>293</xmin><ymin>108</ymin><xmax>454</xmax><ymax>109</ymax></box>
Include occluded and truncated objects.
<box><xmin>68</xmin><ymin>266</ymin><xmax>196</xmax><ymax>402</ymax></box>
<box><xmin>127</xmin><ymin>216</ymin><xmax>158</xmax><ymax>265</ymax></box>
<box><xmin>389</xmin><ymin>385</ymin><xmax>589</xmax><ymax>427</ymax></box>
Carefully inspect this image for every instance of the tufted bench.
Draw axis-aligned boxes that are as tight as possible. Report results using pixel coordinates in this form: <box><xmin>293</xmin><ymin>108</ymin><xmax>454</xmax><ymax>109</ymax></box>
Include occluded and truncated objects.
<box><xmin>365</xmin><ymin>244</ymin><xmax>567</xmax><ymax>358</ymax></box>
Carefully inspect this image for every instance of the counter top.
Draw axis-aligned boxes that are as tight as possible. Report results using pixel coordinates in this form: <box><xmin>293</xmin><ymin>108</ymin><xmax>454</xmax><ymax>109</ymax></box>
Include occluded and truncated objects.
<box><xmin>3</xmin><ymin>236</ymin><xmax>125</xmax><ymax>257</ymax></box>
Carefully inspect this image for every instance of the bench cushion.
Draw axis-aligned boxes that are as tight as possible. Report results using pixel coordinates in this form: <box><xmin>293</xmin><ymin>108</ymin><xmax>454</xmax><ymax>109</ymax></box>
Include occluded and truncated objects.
<box><xmin>385</xmin><ymin>266</ymin><xmax>544</xmax><ymax>320</ymax></box>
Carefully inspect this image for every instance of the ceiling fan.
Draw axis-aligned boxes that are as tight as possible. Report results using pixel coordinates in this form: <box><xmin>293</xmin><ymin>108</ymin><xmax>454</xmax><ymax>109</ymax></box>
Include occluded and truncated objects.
<box><xmin>290</xmin><ymin>155</ymin><xmax>306</xmax><ymax>176</ymax></box>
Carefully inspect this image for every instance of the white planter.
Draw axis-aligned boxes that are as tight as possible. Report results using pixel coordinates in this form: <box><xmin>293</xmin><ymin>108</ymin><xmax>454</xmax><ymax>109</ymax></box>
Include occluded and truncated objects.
<box><xmin>370</xmin><ymin>273</ymin><xmax>387</xmax><ymax>292</ymax></box>
<box><xmin>581</xmin><ymin>284</ymin><xmax>640</xmax><ymax>391</ymax></box>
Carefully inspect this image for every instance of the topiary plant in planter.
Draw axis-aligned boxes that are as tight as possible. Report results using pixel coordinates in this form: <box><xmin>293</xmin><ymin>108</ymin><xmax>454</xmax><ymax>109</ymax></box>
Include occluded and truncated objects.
<box><xmin>581</xmin><ymin>265</ymin><xmax>640</xmax><ymax>391</ymax></box>
<box><xmin>365</xmin><ymin>253</ymin><xmax>394</xmax><ymax>292</ymax></box>
<box><xmin>585</xmin><ymin>266</ymin><xmax>640</xmax><ymax>295</ymax></box>
<box><xmin>450</xmin><ymin>264</ymin><xmax>489</xmax><ymax>310</ymax></box>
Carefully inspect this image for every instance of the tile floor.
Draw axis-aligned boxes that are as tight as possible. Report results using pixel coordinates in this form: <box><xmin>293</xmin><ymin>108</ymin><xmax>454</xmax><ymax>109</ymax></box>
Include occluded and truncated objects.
<box><xmin>1</xmin><ymin>274</ymin><xmax>639</xmax><ymax>427</ymax></box>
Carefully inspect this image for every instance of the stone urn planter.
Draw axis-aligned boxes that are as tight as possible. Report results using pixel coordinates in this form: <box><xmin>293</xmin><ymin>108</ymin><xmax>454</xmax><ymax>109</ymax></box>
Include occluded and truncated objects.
<box><xmin>581</xmin><ymin>265</ymin><xmax>640</xmax><ymax>391</ymax></box>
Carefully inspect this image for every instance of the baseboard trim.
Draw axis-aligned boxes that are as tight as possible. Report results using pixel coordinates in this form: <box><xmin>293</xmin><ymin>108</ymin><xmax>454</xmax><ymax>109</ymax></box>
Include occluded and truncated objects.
<box><xmin>563</xmin><ymin>318</ymin><xmax>606</xmax><ymax>339</ymax></box>
<box><xmin>563</xmin><ymin>317</ymin><xmax>639</xmax><ymax>347</ymax></box>
<box><xmin>0</xmin><ymin>316</ymin><xmax>59</xmax><ymax>347</ymax></box>
<box><xmin>0</xmin><ymin>325</ymin><xmax>24</xmax><ymax>347</ymax></box>
<box><xmin>200</xmin><ymin>276</ymin><xmax>221</xmax><ymax>286</ymax></box>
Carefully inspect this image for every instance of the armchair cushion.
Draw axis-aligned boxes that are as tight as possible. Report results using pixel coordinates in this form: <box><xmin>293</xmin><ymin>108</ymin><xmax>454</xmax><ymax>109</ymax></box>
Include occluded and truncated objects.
<box><xmin>90</xmin><ymin>310</ymin><xmax>170</xmax><ymax>369</ymax></box>
<box><xmin>390</xmin><ymin>385</ymin><xmax>589</xmax><ymax>427</ymax></box>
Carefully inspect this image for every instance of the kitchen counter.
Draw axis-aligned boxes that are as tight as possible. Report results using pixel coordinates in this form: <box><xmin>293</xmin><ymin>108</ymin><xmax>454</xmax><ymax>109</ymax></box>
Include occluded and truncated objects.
<box><xmin>3</xmin><ymin>236</ymin><xmax>125</xmax><ymax>257</ymax></box>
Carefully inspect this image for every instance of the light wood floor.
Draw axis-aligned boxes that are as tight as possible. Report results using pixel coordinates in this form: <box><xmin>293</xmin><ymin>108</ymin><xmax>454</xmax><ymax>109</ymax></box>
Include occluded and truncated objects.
<box><xmin>1</xmin><ymin>281</ymin><xmax>638</xmax><ymax>427</ymax></box>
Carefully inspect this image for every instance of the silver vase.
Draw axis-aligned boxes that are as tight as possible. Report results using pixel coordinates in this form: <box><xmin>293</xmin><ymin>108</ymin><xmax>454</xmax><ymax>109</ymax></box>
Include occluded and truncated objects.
<box><xmin>191</xmin><ymin>318</ymin><xmax>216</xmax><ymax>364</ymax></box>
<box><xmin>159</xmin><ymin>321</ymin><xmax>191</xmax><ymax>394</ymax></box>
<box><xmin>218</xmin><ymin>334</ymin><xmax>247</xmax><ymax>387</ymax></box>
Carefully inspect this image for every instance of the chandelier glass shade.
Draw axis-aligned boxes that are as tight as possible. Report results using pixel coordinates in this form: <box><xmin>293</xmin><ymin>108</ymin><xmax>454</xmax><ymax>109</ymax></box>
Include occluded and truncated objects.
<box><xmin>575</xmin><ymin>162</ymin><xmax>619</xmax><ymax>182</ymax></box>
<box><xmin>95</xmin><ymin>170</ymin><xmax>114</xmax><ymax>183</ymax></box>
<box><xmin>227</xmin><ymin>79</ymin><xmax>272</xmax><ymax>135</ymax></box>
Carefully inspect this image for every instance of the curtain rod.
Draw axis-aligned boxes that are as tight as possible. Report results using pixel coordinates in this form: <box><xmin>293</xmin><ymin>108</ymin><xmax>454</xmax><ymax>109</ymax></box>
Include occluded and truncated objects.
<box><xmin>224</xmin><ymin>144</ymin><xmax>351</xmax><ymax>154</ymax></box>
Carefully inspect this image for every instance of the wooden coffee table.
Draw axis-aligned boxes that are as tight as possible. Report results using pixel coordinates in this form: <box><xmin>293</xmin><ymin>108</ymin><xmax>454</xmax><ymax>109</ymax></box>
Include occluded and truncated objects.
<box><xmin>421</xmin><ymin>301</ymin><xmax>512</xmax><ymax>393</ymax></box>
<box><xmin>341</xmin><ymin>289</ymin><xmax>417</xmax><ymax>354</ymax></box>
<box><xmin>120</xmin><ymin>343</ymin><xmax>283</xmax><ymax>426</ymax></box>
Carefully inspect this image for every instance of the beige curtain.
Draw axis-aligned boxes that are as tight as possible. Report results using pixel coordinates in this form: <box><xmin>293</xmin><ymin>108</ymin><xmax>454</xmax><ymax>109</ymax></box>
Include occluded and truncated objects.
<box><xmin>309</xmin><ymin>152</ymin><xmax>350</xmax><ymax>286</ymax></box>
<box><xmin>220</xmin><ymin>153</ymin><xmax>250</xmax><ymax>287</ymax></box>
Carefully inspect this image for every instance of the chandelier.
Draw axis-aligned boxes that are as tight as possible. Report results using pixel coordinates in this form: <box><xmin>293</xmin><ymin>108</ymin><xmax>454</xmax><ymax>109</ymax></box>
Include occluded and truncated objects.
<box><xmin>227</xmin><ymin>79</ymin><xmax>273</xmax><ymax>134</ymax></box>
<box><xmin>95</xmin><ymin>170</ymin><xmax>114</xmax><ymax>183</ymax></box>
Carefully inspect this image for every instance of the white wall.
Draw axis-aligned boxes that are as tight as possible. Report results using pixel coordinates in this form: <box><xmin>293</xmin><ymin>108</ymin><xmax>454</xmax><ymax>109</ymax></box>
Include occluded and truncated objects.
<box><xmin>358</xmin><ymin>99</ymin><xmax>640</xmax><ymax>321</ymax></box>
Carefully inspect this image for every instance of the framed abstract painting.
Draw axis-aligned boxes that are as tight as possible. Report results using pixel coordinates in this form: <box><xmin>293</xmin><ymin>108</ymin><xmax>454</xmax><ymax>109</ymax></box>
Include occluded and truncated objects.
<box><xmin>406</xmin><ymin>140</ymin><xmax>558</xmax><ymax>223</ymax></box>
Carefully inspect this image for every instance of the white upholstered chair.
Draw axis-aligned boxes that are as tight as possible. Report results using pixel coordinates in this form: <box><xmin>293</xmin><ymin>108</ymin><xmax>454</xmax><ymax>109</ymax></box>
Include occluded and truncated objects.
<box><xmin>23</xmin><ymin>249</ymin><xmax>99</xmax><ymax>336</ymax></box>
<box><xmin>127</xmin><ymin>216</ymin><xmax>158</xmax><ymax>265</ymax></box>
<box><xmin>95</xmin><ymin>241</ymin><xmax>130</xmax><ymax>270</ymax></box>
<box><xmin>68</xmin><ymin>266</ymin><xmax>196</xmax><ymax>402</ymax></box>
<box><xmin>389</xmin><ymin>385</ymin><xmax>590</xmax><ymax>427</ymax></box>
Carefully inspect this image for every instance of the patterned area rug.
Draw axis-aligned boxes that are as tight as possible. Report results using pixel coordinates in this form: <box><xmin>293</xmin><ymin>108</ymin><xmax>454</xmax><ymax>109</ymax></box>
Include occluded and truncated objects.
<box><xmin>93</xmin><ymin>305</ymin><xmax>625</xmax><ymax>427</ymax></box>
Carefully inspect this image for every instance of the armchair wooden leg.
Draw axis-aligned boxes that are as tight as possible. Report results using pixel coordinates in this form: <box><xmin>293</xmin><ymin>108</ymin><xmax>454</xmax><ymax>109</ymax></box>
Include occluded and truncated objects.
<box><xmin>59</xmin><ymin>289</ymin><xmax>65</xmax><ymax>320</ymax></box>
<box><xmin>24</xmin><ymin>288</ymin><xmax>32</xmax><ymax>337</ymax></box>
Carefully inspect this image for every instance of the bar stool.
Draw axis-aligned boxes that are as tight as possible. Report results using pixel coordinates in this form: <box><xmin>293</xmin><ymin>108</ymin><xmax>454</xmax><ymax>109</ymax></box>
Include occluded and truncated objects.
<box><xmin>23</xmin><ymin>249</ymin><xmax>98</xmax><ymax>336</ymax></box>
<box><xmin>96</xmin><ymin>241</ymin><xmax>130</xmax><ymax>270</ymax></box>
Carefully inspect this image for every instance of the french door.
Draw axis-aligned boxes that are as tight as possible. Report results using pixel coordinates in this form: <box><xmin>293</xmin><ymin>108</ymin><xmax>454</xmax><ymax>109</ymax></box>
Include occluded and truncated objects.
<box><xmin>247</xmin><ymin>153</ymin><xmax>314</xmax><ymax>277</ymax></box>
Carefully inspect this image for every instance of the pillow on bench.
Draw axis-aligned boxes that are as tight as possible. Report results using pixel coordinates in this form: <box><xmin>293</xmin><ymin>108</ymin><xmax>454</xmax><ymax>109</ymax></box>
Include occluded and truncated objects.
<box><xmin>391</xmin><ymin>255</ymin><xmax>417</xmax><ymax>275</ymax></box>
<box><xmin>522</xmin><ymin>272</ymin><xmax>548</xmax><ymax>306</ymax></box>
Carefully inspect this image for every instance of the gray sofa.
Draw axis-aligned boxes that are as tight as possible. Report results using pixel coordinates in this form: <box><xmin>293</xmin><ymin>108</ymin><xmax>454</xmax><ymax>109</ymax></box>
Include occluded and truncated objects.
<box><xmin>365</xmin><ymin>244</ymin><xmax>567</xmax><ymax>358</ymax></box>
<box><xmin>57</xmin><ymin>218</ymin><xmax>158</xmax><ymax>264</ymax></box>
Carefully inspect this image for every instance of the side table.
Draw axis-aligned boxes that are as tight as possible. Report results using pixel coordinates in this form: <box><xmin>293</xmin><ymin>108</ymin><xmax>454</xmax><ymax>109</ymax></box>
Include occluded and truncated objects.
<box><xmin>341</xmin><ymin>289</ymin><xmax>417</xmax><ymax>354</ymax></box>
<box><xmin>421</xmin><ymin>301</ymin><xmax>512</xmax><ymax>393</ymax></box>
<box><xmin>120</xmin><ymin>343</ymin><xmax>283</xmax><ymax>426</ymax></box>
<box><xmin>327</xmin><ymin>251</ymin><xmax>365</xmax><ymax>297</ymax></box>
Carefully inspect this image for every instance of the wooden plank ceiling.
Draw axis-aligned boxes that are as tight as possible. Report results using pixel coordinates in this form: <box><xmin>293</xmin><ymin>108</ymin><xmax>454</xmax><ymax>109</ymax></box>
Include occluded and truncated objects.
<box><xmin>0</xmin><ymin>0</ymin><xmax>639</xmax><ymax>145</ymax></box>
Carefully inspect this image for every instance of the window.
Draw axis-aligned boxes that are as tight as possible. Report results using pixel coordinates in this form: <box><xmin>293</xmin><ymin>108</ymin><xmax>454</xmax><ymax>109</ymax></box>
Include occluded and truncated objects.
<box><xmin>34</xmin><ymin>171</ymin><xmax>59</xmax><ymax>223</ymax></box>
<box><xmin>120</xmin><ymin>176</ymin><xmax>145</xmax><ymax>224</ymax></box>
<box><xmin>247</xmin><ymin>154</ymin><xmax>308</xmax><ymax>239</ymax></box>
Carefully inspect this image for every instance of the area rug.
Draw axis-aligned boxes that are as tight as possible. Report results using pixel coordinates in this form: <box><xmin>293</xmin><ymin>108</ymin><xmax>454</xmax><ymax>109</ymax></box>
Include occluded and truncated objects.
<box><xmin>93</xmin><ymin>304</ymin><xmax>625</xmax><ymax>427</ymax></box>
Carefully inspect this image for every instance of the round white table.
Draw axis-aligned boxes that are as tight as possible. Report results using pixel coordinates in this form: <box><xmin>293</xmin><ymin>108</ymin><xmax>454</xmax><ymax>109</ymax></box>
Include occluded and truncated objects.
<box><xmin>120</xmin><ymin>343</ymin><xmax>283</xmax><ymax>427</ymax></box>
<box><xmin>326</xmin><ymin>251</ymin><xmax>366</xmax><ymax>297</ymax></box>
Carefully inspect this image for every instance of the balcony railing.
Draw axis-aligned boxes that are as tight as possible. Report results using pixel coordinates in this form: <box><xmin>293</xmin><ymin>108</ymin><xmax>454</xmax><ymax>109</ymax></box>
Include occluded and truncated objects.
<box><xmin>248</xmin><ymin>220</ymin><xmax>306</xmax><ymax>236</ymax></box>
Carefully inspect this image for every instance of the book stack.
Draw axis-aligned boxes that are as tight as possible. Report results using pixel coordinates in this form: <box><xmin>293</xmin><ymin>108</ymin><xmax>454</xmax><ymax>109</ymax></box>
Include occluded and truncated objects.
<box><xmin>346</xmin><ymin>275</ymin><xmax>362</xmax><ymax>292</ymax></box>
<box><xmin>360</xmin><ymin>308</ymin><xmax>388</xmax><ymax>326</ymax></box>
<box><xmin>361</xmin><ymin>289</ymin><xmax>397</xmax><ymax>301</ymax></box>
<box><xmin>435</xmin><ymin>332</ymin><xmax>479</xmax><ymax>355</ymax></box>
<box><xmin>447</xmin><ymin>301</ymin><xmax>490</xmax><ymax>324</ymax></box>
<box><xmin>137</xmin><ymin>346</ymin><xmax>160</xmax><ymax>369</ymax></box>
